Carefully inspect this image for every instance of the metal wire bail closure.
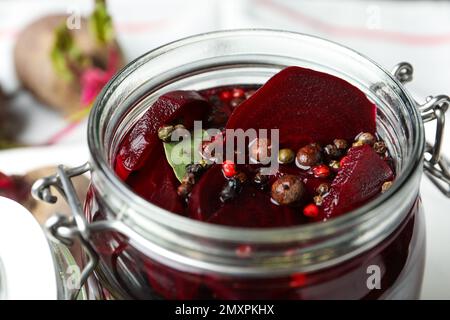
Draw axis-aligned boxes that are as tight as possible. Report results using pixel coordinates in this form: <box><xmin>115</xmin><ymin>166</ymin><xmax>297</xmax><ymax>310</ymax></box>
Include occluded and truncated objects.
<box><xmin>31</xmin><ymin>163</ymin><xmax>97</xmax><ymax>300</ymax></box>
<box><xmin>392</xmin><ymin>62</ymin><xmax>450</xmax><ymax>197</ymax></box>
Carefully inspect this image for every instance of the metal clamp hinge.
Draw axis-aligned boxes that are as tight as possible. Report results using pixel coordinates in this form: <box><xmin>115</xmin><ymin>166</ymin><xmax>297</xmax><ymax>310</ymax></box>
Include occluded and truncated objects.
<box><xmin>393</xmin><ymin>62</ymin><xmax>450</xmax><ymax>197</ymax></box>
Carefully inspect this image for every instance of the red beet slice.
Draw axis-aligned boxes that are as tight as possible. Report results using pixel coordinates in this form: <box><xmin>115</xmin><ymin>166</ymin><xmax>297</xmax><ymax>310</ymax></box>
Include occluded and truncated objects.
<box><xmin>116</xmin><ymin>90</ymin><xmax>211</xmax><ymax>179</ymax></box>
<box><xmin>188</xmin><ymin>165</ymin><xmax>304</xmax><ymax>227</ymax></box>
<box><xmin>320</xmin><ymin>145</ymin><xmax>394</xmax><ymax>220</ymax></box>
<box><xmin>188</xmin><ymin>165</ymin><xmax>227</xmax><ymax>221</ymax></box>
<box><xmin>125</xmin><ymin>145</ymin><xmax>184</xmax><ymax>215</ymax></box>
<box><xmin>208</xmin><ymin>190</ymin><xmax>302</xmax><ymax>228</ymax></box>
<box><xmin>226</xmin><ymin>66</ymin><xmax>376</xmax><ymax>149</ymax></box>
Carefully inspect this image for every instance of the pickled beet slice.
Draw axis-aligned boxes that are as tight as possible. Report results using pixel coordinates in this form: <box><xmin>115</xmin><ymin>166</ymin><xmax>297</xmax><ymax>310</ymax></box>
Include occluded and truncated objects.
<box><xmin>116</xmin><ymin>90</ymin><xmax>210</xmax><ymax>179</ymax></box>
<box><xmin>188</xmin><ymin>165</ymin><xmax>303</xmax><ymax>227</ymax></box>
<box><xmin>226</xmin><ymin>66</ymin><xmax>376</xmax><ymax>149</ymax></box>
<box><xmin>188</xmin><ymin>165</ymin><xmax>227</xmax><ymax>221</ymax></box>
<box><xmin>208</xmin><ymin>190</ymin><xmax>302</xmax><ymax>228</ymax></box>
<box><xmin>320</xmin><ymin>145</ymin><xmax>394</xmax><ymax>220</ymax></box>
<box><xmin>125</xmin><ymin>145</ymin><xmax>184</xmax><ymax>215</ymax></box>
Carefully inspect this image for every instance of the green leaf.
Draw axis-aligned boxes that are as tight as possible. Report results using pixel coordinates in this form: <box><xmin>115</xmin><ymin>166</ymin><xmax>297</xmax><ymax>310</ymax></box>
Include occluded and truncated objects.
<box><xmin>51</xmin><ymin>24</ymin><xmax>86</xmax><ymax>81</ymax></box>
<box><xmin>89</xmin><ymin>0</ymin><xmax>114</xmax><ymax>45</ymax></box>
<box><xmin>163</xmin><ymin>130</ymin><xmax>208</xmax><ymax>182</ymax></box>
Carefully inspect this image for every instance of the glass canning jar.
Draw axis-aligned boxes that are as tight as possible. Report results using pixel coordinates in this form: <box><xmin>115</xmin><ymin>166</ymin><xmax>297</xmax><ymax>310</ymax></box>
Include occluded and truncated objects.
<box><xmin>32</xmin><ymin>30</ymin><xmax>450</xmax><ymax>300</ymax></box>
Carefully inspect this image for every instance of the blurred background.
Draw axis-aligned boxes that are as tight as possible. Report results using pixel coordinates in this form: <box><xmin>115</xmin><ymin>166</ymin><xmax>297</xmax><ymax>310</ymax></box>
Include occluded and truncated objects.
<box><xmin>0</xmin><ymin>0</ymin><xmax>449</xmax><ymax>299</ymax></box>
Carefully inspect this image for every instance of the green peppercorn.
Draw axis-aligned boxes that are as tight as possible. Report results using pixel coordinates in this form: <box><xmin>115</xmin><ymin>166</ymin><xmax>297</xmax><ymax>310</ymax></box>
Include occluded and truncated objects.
<box><xmin>313</xmin><ymin>195</ymin><xmax>323</xmax><ymax>206</ymax></box>
<box><xmin>373</xmin><ymin>141</ymin><xmax>387</xmax><ymax>155</ymax></box>
<box><xmin>158</xmin><ymin>125</ymin><xmax>175</xmax><ymax>142</ymax></box>
<box><xmin>381</xmin><ymin>181</ymin><xmax>393</xmax><ymax>193</ymax></box>
<box><xmin>329</xmin><ymin>160</ymin><xmax>340</xmax><ymax>171</ymax></box>
<box><xmin>316</xmin><ymin>182</ymin><xmax>330</xmax><ymax>195</ymax></box>
<box><xmin>278</xmin><ymin>148</ymin><xmax>295</xmax><ymax>164</ymax></box>
<box><xmin>355</xmin><ymin>132</ymin><xmax>376</xmax><ymax>146</ymax></box>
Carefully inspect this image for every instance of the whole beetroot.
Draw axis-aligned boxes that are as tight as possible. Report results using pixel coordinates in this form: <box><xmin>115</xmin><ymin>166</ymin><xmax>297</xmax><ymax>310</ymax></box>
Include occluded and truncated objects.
<box><xmin>14</xmin><ymin>0</ymin><xmax>125</xmax><ymax>115</ymax></box>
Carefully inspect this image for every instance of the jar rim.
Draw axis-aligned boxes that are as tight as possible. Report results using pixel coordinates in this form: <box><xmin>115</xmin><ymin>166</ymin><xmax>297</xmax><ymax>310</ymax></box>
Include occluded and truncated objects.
<box><xmin>87</xmin><ymin>29</ymin><xmax>424</xmax><ymax>244</ymax></box>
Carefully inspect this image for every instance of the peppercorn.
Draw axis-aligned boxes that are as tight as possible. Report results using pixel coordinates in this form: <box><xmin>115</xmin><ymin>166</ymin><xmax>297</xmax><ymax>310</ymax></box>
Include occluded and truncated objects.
<box><xmin>381</xmin><ymin>181</ymin><xmax>393</xmax><ymax>193</ymax></box>
<box><xmin>230</xmin><ymin>98</ymin><xmax>244</xmax><ymax>108</ymax></box>
<box><xmin>296</xmin><ymin>143</ymin><xmax>322</xmax><ymax>168</ymax></box>
<box><xmin>249</xmin><ymin>138</ymin><xmax>272</xmax><ymax>163</ymax></box>
<box><xmin>186</xmin><ymin>163</ymin><xmax>205</xmax><ymax>177</ymax></box>
<box><xmin>303</xmin><ymin>203</ymin><xmax>319</xmax><ymax>217</ymax></box>
<box><xmin>334</xmin><ymin>138</ymin><xmax>348</xmax><ymax>150</ymax></box>
<box><xmin>312</xmin><ymin>164</ymin><xmax>331</xmax><ymax>178</ymax></box>
<box><xmin>231</xmin><ymin>88</ymin><xmax>245</xmax><ymax>99</ymax></box>
<box><xmin>157</xmin><ymin>125</ymin><xmax>175</xmax><ymax>142</ymax></box>
<box><xmin>220</xmin><ymin>178</ymin><xmax>242</xmax><ymax>202</ymax></box>
<box><xmin>313</xmin><ymin>195</ymin><xmax>323</xmax><ymax>206</ymax></box>
<box><xmin>271</xmin><ymin>175</ymin><xmax>305</xmax><ymax>205</ymax></box>
<box><xmin>329</xmin><ymin>160</ymin><xmax>340</xmax><ymax>172</ymax></box>
<box><xmin>355</xmin><ymin>132</ymin><xmax>376</xmax><ymax>146</ymax></box>
<box><xmin>253</xmin><ymin>169</ymin><xmax>269</xmax><ymax>189</ymax></box>
<box><xmin>177</xmin><ymin>182</ymin><xmax>193</xmax><ymax>198</ymax></box>
<box><xmin>373</xmin><ymin>141</ymin><xmax>387</xmax><ymax>155</ymax></box>
<box><xmin>316</xmin><ymin>182</ymin><xmax>330</xmax><ymax>195</ymax></box>
<box><xmin>222</xmin><ymin>160</ymin><xmax>237</xmax><ymax>178</ymax></box>
<box><xmin>183</xmin><ymin>171</ymin><xmax>195</xmax><ymax>183</ymax></box>
<box><xmin>324</xmin><ymin>144</ymin><xmax>341</xmax><ymax>159</ymax></box>
<box><xmin>278</xmin><ymin>148</ymin><xmax>295</xmax><ymax>164</ymax></box>
<box><xmin>235</xmin><ymin>172</ymin><xmax>248</xmax><ymax>184</ymax></box>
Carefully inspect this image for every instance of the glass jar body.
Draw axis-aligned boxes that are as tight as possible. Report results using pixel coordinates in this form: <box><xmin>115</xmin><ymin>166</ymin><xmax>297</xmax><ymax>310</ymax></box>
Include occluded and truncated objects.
<box><xmin>82</xmin><ymin>30</ymin><xmax>426</xmax><ymax>300</ymax></box>
<box><xmin>84</xmin><ymin>189</ymin><xmax>425</xmax><ymax>300</ymax></box>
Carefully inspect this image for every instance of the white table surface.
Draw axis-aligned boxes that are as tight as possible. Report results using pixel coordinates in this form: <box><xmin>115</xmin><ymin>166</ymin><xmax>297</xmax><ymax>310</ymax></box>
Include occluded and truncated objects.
<box><xmin>0</xmin><ymin>0</ymin><xmax>449</xmax><ymax>299</ymax></box>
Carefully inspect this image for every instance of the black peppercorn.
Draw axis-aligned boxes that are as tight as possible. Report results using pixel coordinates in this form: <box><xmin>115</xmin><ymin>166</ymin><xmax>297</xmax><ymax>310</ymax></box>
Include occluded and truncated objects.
<box><xmin>334</xmin><ymin>138</ymin><xmax>348</xmax><ymax>150</ymax></box>
<box><xmin>253</xmin><ymin>169</ymin><xmax>269</xmax><ymax>189</ymax></box>
<box><xmin>324</xmin><ymin>144</ymin><xmax>341</xmax><ymax>159</ymax></box>
<box><xmin>220</xmin><ymin>178</ymin><xmax>242</xmax><ymax>202</ymax></box>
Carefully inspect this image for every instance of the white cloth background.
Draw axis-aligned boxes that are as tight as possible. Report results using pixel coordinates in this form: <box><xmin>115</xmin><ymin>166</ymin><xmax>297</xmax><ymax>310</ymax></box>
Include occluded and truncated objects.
<box><xmin>0</xmin><ymin>0</ymin><xmax>449</xmax><ymax>299</ymax></box>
